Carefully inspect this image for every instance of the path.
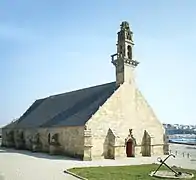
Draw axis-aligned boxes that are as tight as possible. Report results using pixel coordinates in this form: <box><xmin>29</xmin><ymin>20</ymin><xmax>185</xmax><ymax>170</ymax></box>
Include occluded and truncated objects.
<box><xmin>0</xmin><ymin>145</ymin><xmax>195</xmax><ymax>180</ymax></box>
<box><xmin>0</xmin><ymin>148</ymin><xmax>78</xmax><ymax>180</ymax></box>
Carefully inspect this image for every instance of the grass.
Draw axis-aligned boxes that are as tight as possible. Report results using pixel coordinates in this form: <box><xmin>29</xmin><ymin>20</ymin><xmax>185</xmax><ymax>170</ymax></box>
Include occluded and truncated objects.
<box><xmin>68</xmin><ymin>164</ymin><xmax>196</xmax><ymax>180</ymax></box>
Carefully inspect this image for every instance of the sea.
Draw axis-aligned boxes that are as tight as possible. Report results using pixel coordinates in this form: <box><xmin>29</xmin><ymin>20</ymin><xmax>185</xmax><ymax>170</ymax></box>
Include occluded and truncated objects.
<box><xmin>168</xmin><ymin>134</ymin><xmax>196</xmax><ymax>159</ymax></box>
<box><xmin>168</xmin><ymin>132</ymin><xmax>196</xmax><ymax>145</ymax></box>
<box><xmin>169</xmin><ymin>138</ymin><xmax>196</xmax><ymax>145</ymax></box>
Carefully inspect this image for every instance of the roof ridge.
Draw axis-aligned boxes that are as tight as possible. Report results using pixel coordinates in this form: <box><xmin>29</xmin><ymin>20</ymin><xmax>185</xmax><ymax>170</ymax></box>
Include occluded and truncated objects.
<box><xmin>48</xmin><ymin>81</ymin><xmax>115</xmax><ymax>99</ymax></box>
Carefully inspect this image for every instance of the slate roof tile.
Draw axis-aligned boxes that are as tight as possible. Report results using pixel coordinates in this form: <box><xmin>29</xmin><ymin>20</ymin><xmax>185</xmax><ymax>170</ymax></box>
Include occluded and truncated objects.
<box><xmin>6</xmin><ymin>82</ymin><xmax>116</xmax><ymax>129</ymax></box>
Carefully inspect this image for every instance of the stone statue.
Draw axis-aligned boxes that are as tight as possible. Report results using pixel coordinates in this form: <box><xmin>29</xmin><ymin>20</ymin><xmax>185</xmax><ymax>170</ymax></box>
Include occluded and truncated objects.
<box><xmin>129</xmin><ymin>129</ymin><xmax>133</xmax><ymax>135</ymax></box>
<box><xmin>50</xmin><ymin>133</ymin><xmax>60</xmax><ymax>146</ymax></box>
<box><xmin>125</xmin><ymin>129</ymin><xmax>137</xmax><ymax>145</ymax></box>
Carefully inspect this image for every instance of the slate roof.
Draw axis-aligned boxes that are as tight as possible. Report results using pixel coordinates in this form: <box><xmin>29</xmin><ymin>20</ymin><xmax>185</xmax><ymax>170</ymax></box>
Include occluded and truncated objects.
<box><xmin>5</xmin><ymin>82</ymin><xmax>117</xmax><ymax>129</ymax></box>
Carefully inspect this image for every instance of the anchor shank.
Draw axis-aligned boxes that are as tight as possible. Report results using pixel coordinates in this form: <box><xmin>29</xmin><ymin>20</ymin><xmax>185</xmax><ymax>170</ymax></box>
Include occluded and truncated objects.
<box><xmin>154</xmin><ymin>154</ymin><xmax>175</xmax><ymax>175</ymax></box>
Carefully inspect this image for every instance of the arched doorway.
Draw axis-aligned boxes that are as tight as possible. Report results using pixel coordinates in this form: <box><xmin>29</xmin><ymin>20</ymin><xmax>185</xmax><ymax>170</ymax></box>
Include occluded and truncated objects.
<box><xmin>126</xmin><ymin>139</ymin><xmax>134</xmax><ymax>157</ymax></box>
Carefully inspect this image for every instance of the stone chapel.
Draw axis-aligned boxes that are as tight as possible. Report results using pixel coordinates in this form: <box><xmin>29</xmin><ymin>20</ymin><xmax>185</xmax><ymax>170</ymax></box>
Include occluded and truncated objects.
<box><xmin>2</xmin><ymin>21</ymin><xmax>169</xmax><ymax>160</ymax></box>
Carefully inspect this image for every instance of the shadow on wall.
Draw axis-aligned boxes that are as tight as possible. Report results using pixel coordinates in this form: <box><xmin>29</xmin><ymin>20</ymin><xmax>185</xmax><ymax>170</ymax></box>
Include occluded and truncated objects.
<box><xmin>103</xmin><ymin>128</ymin><xmax>115</xmax><ymax>159</ymax></box>
<box><xmin>0</xmin><ymin>146</ymin><xmax>82</xmax><ymax>161</ymax></box>
<box><xmin>141</xmin><ymin>130</ymin><xmax>151</xmax><ymax>157</ymax></box>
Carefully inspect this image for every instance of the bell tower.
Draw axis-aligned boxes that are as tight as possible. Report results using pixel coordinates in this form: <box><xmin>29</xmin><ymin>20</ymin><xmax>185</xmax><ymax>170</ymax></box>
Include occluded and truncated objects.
<box><xmin>111</xmin><ymin>21</ymin><xmax>139</xmax><ymax>86</ymax></box>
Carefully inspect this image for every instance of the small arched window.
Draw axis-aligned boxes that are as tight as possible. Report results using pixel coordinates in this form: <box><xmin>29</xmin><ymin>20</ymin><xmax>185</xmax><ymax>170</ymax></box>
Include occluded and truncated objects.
<box><xmin>127</xmin><ymin>45</ymin><xmax>132</xmax><ymax>59</ymax></box>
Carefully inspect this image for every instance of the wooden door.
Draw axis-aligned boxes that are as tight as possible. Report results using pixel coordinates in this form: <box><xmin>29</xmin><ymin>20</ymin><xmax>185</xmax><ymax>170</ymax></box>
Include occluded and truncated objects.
<box><xmin>126</xmin><ymin>141</ymin><xmax>133</xmax><ymax>157</ymax></box>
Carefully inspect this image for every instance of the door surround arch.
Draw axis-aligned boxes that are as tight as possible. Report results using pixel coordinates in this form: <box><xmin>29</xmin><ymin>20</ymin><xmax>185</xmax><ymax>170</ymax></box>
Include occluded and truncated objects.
<box><xmin>125</xmin><ymin>129</ymin><xmax>136</xmax><ymax>157</ymax></box>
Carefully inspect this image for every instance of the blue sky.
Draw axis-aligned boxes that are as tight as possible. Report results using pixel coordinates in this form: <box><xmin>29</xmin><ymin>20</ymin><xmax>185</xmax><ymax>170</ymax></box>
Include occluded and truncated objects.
<box><xmin>0</xmin><ymin>0</ymin><xmax>196</xmax><ymax>126</ymax></box>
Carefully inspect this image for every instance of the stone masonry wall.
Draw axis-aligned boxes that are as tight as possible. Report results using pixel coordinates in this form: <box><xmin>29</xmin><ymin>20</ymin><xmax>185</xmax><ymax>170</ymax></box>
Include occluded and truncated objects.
<box><xmin>2</xmin><ymin>126</ymin><xmax>84</xmax><ymax>159</ymax></box>
<box><xmin>86</xmin><ymin>82</ymin><xmax>166</xmax><ymax>159</ymax></box>
<box><xmin>37</xmin><ymin>126</ymin><xmax>84</xmax><ymax>158</ymax></box>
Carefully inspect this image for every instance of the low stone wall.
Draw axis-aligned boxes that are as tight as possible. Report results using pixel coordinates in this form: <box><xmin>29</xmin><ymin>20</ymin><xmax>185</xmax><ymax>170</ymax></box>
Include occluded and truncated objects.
<box><xmin>151</xmin><ymin>144</ymin><xmax>165</xmax><ymax>156</ymax></box>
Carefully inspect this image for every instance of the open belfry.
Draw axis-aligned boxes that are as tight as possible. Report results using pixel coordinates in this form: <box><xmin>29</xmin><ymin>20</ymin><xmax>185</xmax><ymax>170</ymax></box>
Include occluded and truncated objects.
<box><xmin>2</xmin><ymin>21</ymin><xmax>169</xmax><ymax>160</ymax></box>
